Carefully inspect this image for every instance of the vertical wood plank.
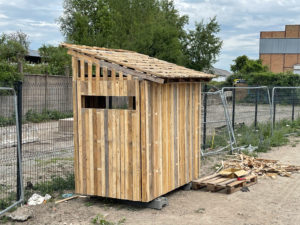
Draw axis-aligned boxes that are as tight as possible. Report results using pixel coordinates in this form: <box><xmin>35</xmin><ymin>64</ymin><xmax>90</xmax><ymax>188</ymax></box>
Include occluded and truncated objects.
<box><xmin>120</xmin><ymin>110</ymin><xmax>125</xmax><ymax>199</ymax></box>
<box><xmin>190</xmin><ymin>84</ymin><xmax>194</xmax><ymax>181</ymax></box>
<box><xmin>133</xmin><ymin>80</ymin><xmax>141</xmax><ymax>200</ymax></box>
<box><xmin>198</xmin><ymin>83</ymin><xmax>202</xmax><ymax>177</ymax></box>
<box><xmin>100</xmin><ymin>111</ymin><xmax>106</xmax><ymax>196</ymax></box>
<box><xmin>85</xmin><ymin>110</ymin><xmax>91</xmax><ymax>194</ymax></box>
<box><xmin>112</xmin><ymin>110</ymin><xmax>117</xmax><ymax>198</ymax></box>
<box><xmin>124</xmin><ymin>110</ymin><xmax>129</xmax><ymax>199</ymax></box>
<box><xmin>127</xmin><ymin>111</ymin><xmax>133</xmax><ymax>200</ymax></box>
<box><xmin>174</xmin><ymin>84</ymin><xmax>179</xmax><ymax>188</ymax></box>
<box><xmin>185</xmin><ymin>84</ymin><xmax>190</xmax><ymax>183</ymax></box>
<box><xmin>77</xmin><ymin>82</ymin><xmax>83</xmax><ymax>193</ymax></box>
<box><xmin>95</xmin><ymin>64</ymin><xmax>100</xmax><ymax>95</ymax></box>
<box><xmin>92</xmin><ymin>109</ymin><xmax>98</xmax><ymax>195</ymax></box>
<box><xmin>162</xmin><ymin>84</ymin><xmax>168</xmax><ymax>194</ymax></box>
<box><xmin>158</xmin><ymin>84</ymin><xmax>163</xmax><ymax>196</ymax></box>
<box><xmin>169</xmin><ymin>84</ymin><xmax>174</xmax><ymax>190</ymax></box>
<box><xmin>140</xmin><ymin>81</ymin><xmax>147</xmax><ymax>201</ymax></box>
<box><xmin>152</xmin><ymin>84</ymin><xmax>158</xmax><ymax>198</ymax></box>
<box><xmin>95</xmin><ymin>111</ymin><xmax>102</xmax><ymax>196</ymax></box>
<box><xmin>72</xmin><ymin>57</ymin><xmax>77</xmax><ymax>81</ymax></box>
<box><xmin>107</xmin><ymin>110</ymin><xmax>113</xmax><ymax>197</ymax></box>
<box><xmin>80</xmin><ymin>59</ymin><xmax>85</xmax><ymax>81</ymax></box>
<box><xmin>116</xmin><ymin>110</ymin><xmax>121</xmax><ymax>199</ymax></box>
<box><xmin>179</xmin><ymin>84</ymin><xmax>186</xmax><ymax>186</ymax></box>
<box><xmin>82</xmin><ymin>109</ymin><xmax>87</xmax><ymax>194</ymax></box>
<box><xmin>72</xmin><ymin>80</ymin><xmax>79</xmax><ymax>193</ymax></box>
<box><xmin>103</xmin><ymin>66</ymin><xmax>108</xmax><ymax>79</ymax></box>
<box><xmin>146</xmin><ymin>82</ymin><xmax>152</xmax><ymax>201</ymax></box>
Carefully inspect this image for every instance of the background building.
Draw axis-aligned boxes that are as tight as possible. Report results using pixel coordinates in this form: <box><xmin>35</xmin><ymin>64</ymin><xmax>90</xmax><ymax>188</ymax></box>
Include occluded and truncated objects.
<box><xmin>259</xmin><ymin>25</ymin><xmax>300</xmax><ymax>74</ymax></box>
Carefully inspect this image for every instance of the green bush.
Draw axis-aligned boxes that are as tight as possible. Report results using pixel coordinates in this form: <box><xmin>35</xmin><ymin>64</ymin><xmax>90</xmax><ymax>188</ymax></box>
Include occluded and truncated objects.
<box><xmin>25</xmin><ymin>109</ymin><xmax>73</xmax><ymax>123</ymax></box>
<box><xmin>0</xmin><ymin>115</ymin><xmax>15</xmax><ymax>126</ymax></box>
<box><xmin>0</xmin><ymin>61</ymin><xmax>22</xmax><ymax>87</ymax></box>
<box><xmin>226</xmin><ymin>71</ymin><xmax>300</xmax><ymax>87</ymax></box>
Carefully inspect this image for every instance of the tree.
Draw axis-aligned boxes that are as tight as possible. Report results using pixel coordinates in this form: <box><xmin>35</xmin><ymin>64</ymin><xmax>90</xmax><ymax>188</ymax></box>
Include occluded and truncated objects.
<box><xmin>58</xmin><ymin>0</ymin><xmax>188</xmax><ymax>64</ymax></box>
<box><xmin>39</xmin><ymin>45</ymin><xmax>71</xmax><ymax>75</ymax></box>
<box><xmin>230</xmin><ymin>55</ymin><xmax>268</xmax><ymax>74</ymax></box>
<box><xmin>183</xmin><ymin>16</ymin><xmax>222</xmax><ymax>71</ymax></box>
<box><xmin>0</xmin><ymin>31</ymin><xmax>29</xmax><ymax>85</ymax></box>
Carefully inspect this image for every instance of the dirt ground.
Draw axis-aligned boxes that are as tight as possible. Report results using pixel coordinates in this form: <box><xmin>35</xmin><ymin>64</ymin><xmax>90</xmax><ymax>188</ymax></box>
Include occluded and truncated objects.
<box><xmin>5</xmin><ymin>137</ymin><xmax>299</xmax><ymax>225</ymax></box>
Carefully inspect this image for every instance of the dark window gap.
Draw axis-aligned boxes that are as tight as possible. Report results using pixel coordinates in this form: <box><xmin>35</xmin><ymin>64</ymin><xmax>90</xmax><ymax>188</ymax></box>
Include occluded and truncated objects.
<box><xmin>84</xmin><ymin>62</ymin><xmax>88</xmax><ymax>77</ymax></box>
<box><xmin>77</xmin><ymin>60</ymin><xmax>81</xmax><ymax>77</ymax></box>
<box><xmin>92</xmin><ymin>65</ymin><xmax>96</xmax><ymax>77</ymax></box>
<box><xmin>100</xmin><ymin>67</ymin><xmax>103</xmax><ymax>77</ymax></box>
<box><xmin>82</xmin><ymin>95</ymin><xmax>136</xmax><ymax>110</ymax></box>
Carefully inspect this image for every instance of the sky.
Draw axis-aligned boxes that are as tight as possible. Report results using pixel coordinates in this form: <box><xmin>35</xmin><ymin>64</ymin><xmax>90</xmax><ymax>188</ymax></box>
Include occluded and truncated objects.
<box><xmin>1</xmin><ymin>0</ymin><xmax>300</xmax><ymax>71</ymax></box>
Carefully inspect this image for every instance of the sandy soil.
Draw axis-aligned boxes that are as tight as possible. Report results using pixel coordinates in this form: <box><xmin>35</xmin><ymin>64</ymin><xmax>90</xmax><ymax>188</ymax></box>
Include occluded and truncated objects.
<box><xmin>4</xmin><ymin>137</ymin><xmax>299</xmax><ymax>225</ymax></box>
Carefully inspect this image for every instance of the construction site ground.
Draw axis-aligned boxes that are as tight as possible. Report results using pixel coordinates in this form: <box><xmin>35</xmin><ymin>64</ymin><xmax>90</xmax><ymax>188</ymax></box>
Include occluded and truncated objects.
<box><xmin>10</xmin><ymin>137</ymin><xmax>300</xmax><ymax>225</ymax></box>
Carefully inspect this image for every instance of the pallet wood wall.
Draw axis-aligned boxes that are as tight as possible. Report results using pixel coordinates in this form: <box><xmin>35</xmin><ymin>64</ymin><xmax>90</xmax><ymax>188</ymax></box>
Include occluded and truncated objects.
<box><xmin>72</xmin><ymin>55</ymin><xmax>202</xmax><ymax>202</ymax></box>
<box><xmin>140</xmin><ymin>81</ymin><xmax>201</xmax><ymax>202</ymax></box>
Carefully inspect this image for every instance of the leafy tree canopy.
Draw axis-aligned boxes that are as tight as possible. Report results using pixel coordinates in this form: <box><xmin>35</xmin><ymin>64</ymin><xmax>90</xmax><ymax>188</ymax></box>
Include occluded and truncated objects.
<box><xmin>183</xmin><ymin>17</ymin><xmax>222</xmax><ymax>71</ymax></box>
<box><xmin>0</xmin><ymin>31</ymin><xmax>29</xmax><ymax>63</ymax></box>
<box><xmin>230</xmin><ymin>55</ymin><xmax>268</xmax><ymax>74</ymax></box>
<box><xmin>39</xmin><ymin>45</ymin><xmax>71</xmax><ymax>75</ymax></box>
<box><xmin>58</xmin><ymin>0</ymin><xmax>221</xmax><ymax>69</ymax></box>
<box><xmin>0</xmin><ymin>31</ymin><xmax>29</xmax><ymax>85</ymax></box>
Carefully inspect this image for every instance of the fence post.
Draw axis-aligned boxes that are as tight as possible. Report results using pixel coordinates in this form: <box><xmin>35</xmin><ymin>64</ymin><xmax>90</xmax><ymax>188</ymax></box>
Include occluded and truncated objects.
<box><xmin>273</xmin><ymin>90</ymin><xmax>276</xmax><ymax>128</ymax></box>
<box><xmin>254</xmin><ymin>88</ymin><xmax>259</xmax><ymax>128</ymax></box>
<box><xmin>45</xmin><ymin>73</ymin><xmax>48</xmax><ymax>111</ymax></box>
<box><xmin>292</xmin><ymin>89</ymin><xmax>295</xmax><ymax>121</ymax></box>
<box><xmin>232</xmin><ymin>88</ymin><xmax>236</xmax><ymax>130</ymax></box>
<box><xmin>202</xmin><ymin>84</ymin><xmax>208</xmax><ymax>150</ymax></box>
<box><xmin>14</xmin><ymin>81</ymin><xmax>22</xmax><ymax>201</ymax></box>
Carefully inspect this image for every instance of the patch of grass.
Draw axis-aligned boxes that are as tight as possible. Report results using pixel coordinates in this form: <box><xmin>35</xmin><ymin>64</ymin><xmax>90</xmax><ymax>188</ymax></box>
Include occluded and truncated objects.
<box><xmin>91</xmin><ymin>214</ymin><xmax>126</xmax><ymax>225</ymax></box>
<box><xmin>0</xmin><ymin>192</ymin><xmax>16</xmax><ymax>211</ymax></box>
<box><xmin>25</xmin><ymin>109</ymin><xmax>73</xmax><ymax>123</ymax></box>
<box><xmin>29</xmin><ymin>173</ymin><xmax>75</xmax><ymax>197</ymax></box>
<box><xmin>0</xmin><ymin>115</ymin><xmax>15</xmax><ymax>126</ymax></box>
<box><xmin>0</xmin><ymin>215</ymin><xmax>11</xmax><ymax>224</ymax></box>
<box><xmin>204</xmin><ymin>117</ymin><xmax>300</xmax><ymax>154</ymax></box>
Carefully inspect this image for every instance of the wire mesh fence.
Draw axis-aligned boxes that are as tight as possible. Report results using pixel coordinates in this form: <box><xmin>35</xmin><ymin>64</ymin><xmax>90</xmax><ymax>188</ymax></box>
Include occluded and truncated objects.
<box><xmin>0</xmin><ymin>86</ymin><xmax>23</xmax><ymax>214</ymax></box>
<box><xmin>21</xmin><ymin>78</ymin><xmax>74</xmax><ymax>188</ymax></box>
<box><xmin>201</xmin><ymin>90</ymin><xmax>234</xmax><ymax>156</ymax></box>
<box><xmin>272</xmin><ymin>87</ymin><xmax>300</xmax><ymax>127</ymax></box>
<box><xmin>222</xmin><ymin>86</ymin><xmax>272</xmax><ymax>130</ymax></box>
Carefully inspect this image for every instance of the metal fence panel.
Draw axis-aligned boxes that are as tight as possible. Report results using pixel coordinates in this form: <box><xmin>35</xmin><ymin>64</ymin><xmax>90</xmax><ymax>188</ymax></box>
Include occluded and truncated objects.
<box><xmin>0</xmin><ymin>87</ymin><xmax>23</xmax><ymax>216</ymax></box>
<box><xmin>21</xmin><ymin>80</ymin><xmax>74</xmax><ymax>188</ymax></box>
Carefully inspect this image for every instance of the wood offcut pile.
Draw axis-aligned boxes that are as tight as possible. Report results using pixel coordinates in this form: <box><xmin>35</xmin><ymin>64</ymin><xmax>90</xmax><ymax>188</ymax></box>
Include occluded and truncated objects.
<box><xmin>223</xmin><ymin>153</ymin><xmax>300</xmax><ymax>178</ymax></box>
<box><xmin>192</xmin><ymin>153</ymin><xmax>300</xmax><ymax>194</ymax></box>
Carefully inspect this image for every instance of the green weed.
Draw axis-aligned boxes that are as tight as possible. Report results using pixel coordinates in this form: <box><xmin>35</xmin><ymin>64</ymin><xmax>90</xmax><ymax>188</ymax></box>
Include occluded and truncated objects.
<box><xmin>29</xmin><ymin>173</ymin><xmax>75</xmax><ymax>196</ymax></box>
<box><xmin>91</xmin><ymin>214</ymin><xmax>126</xmax><ymax>225</ymax></box>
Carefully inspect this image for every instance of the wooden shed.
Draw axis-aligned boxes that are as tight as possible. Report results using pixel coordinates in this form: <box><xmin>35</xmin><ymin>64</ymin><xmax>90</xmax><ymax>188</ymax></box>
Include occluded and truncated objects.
<box><xmin>63</xmin><ymin>43</ymin><xmax>214</xmax><ymax>202</ymax></box>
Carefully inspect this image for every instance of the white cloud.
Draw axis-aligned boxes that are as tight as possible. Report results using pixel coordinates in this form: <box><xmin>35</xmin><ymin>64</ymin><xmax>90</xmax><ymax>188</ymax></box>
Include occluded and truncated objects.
<box><xmin>0</xmin><ymin>13</ymin><xmax>8</xmax><ymax>19</ymax></box>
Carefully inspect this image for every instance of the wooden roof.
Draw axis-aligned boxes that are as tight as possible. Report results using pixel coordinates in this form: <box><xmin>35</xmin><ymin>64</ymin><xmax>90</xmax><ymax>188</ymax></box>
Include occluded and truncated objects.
<box><xmin>62</xmin><ymin>43</ymin><xmax>215</xmax><ymax>83</ymax></box>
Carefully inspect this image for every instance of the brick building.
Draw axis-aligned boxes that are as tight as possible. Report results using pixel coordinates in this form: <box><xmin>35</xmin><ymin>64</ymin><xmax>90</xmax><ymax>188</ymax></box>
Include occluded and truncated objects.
<box><xmin>259</xmin><ymin>25</ymin><xmax>300</xmax><ymax>74</ymax></box>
